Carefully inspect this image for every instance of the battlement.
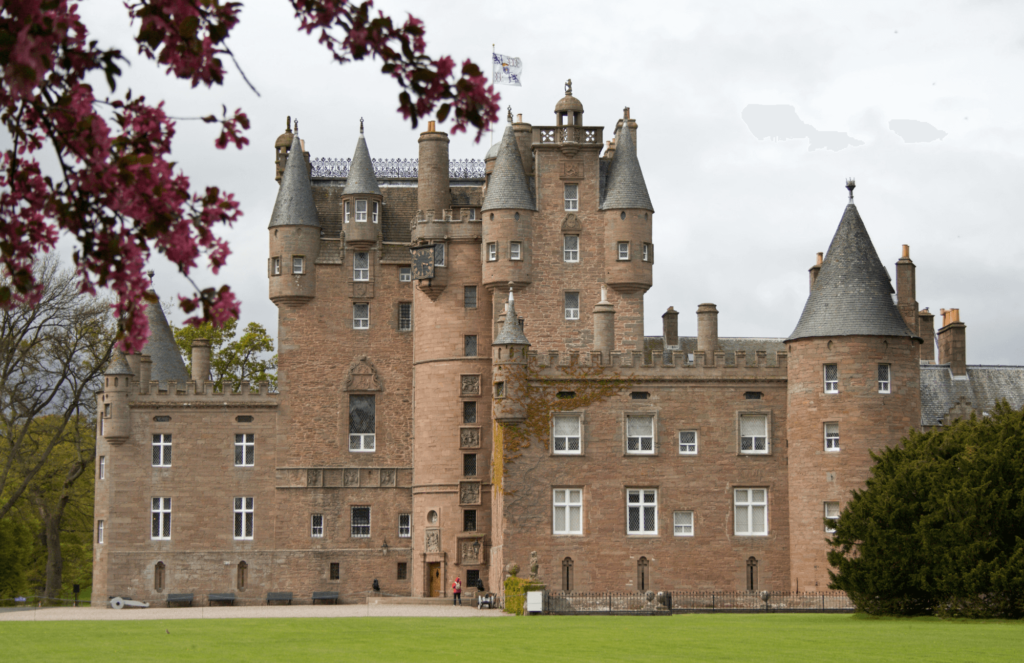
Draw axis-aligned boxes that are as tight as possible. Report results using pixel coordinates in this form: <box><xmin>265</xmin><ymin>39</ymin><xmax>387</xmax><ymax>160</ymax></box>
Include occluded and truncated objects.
<box><xmin>526</xmin><ymin>349</ymin><xmax>788</xmax><ymax>381</ymax></box>
<box><xmin>123</xmin><ymin>379</ymin><xmax>279</xmax><ymax>405</ymax></box>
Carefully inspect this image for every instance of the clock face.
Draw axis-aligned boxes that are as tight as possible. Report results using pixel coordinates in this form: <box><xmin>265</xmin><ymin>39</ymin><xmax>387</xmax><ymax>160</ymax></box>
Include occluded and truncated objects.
<box><xmin>410</xmin><ymin>245</ymin><xmax>435</xmax><ymax>280</ymax></box>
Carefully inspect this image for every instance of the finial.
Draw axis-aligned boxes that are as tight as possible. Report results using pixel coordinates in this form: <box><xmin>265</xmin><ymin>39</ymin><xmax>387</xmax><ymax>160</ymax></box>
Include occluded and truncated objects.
<box><xmin>507</xmin><ymin>105</ymin><xmax>513</xmax><ymax>123</ymax></box>
<box><xmin>146</xmin><ymin>270</ymin><xmax>155</xmax><ymax>279</ymax></box>
<box><xmin>286</xmin><ymin>116</ymin><xmax>291</xmax><ymax>132</ymax></box>
<box><xmin>600</xmin><ymin>284</ymin><xmax>608</xmax><ymax>303</ymax></box>
<box><xmin>508</xmin><ymin>281</ymin><xmax>515</xmax><ymax>304</ymax></box>
<box><xmin>294</xmin><ymin>118</ymin><xmax>299</xmax><ymax>135</ymax></box>
<box><xmin>846</xmin><ymin>178</ymin><xmax>856</xmax><ymax>202</ymax></box>
<box><xmin>360</xmin><ymin>117</ymin><xmax>364</xmax><ymax>134</ymax></box>
<box><xmin>565</xmin><ymin>79</ymin><xmax>572</xmax><ymax>96</ymax></box>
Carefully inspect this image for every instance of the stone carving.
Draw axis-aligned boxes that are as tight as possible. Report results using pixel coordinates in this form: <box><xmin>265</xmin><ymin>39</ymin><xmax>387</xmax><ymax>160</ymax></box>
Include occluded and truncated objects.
<box><xmin>343</xmin><ymin>468</ymin><xmax>359</xmax><ymax>487</ymax></box>
<box><xmin>561</xmin><ymin>160</ymin><xmax>583</xmax><ymax>178</ymax></box>
<box><xmin>352</xmin><ymin>282</ymin><xmax>373</xmax><ymax>298</ymax></box>
<box><xmin>306</xmin><ymin>469</ymin><xmax>322</xmax><ymax>488</ymax></box>
<box><xmin>344</xmin><ymin>356</ymin><xmax>383</xmax><ymax>392</ymax></box>
<box><xmin>529</xmin><ymin>550</ymin><xmax>539</xmax><ymax>580</ymax></box>
<box><xmin>460</xmin><ymin>481</ymin><xmax>481</xmax><ymax>505</ymax></box>
<box><xmin>380</xmin><ymin>468</ymin><xmax>396</xmax><ymax>487</ymax></box>
<box><xmin>425</xmin><ymin>528</ymin><xmax>441</xmax><ymax>553</ymax></box>
<box><xmin>561</xmin><ymin>213</ymin><xmax>582</xmax><ymax>232</ymax></box>
<box><xmin>461</xmin><ymin>539</ymin><xmax>482</xmax><ymax>565</ymax></box>
<box><xmin>460</xmin><ymin>374</ymin><xmax>480</xmax><ymax>397</ymax></box>
<box><xmin>459</xmin><ymin>427</ymin><xmax>480</xmax><ymax>449</ymax></box>
<box><xmin>505</xmin><ymin>562</ymin><xmax>519</xmax><ymax>577</ymax></box>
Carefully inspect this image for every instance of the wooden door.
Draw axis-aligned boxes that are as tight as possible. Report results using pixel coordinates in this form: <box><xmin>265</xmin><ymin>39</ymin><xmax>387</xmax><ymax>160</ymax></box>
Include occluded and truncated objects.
<box><xmin>428</xmin><ymin>563</ymin><xmax>441</xmax><ymax>597</ymax></box>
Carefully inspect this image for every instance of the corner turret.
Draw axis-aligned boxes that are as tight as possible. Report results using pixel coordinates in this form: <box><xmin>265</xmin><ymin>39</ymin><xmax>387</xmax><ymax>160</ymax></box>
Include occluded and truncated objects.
<box><xmin>492</xmin><ymin>287</ymin><xmax>530</xmax><ymax>423</ymax></box>
<box><xmin>100</xmin><ymin>350</ymin><xmax>133</xmax><ymax>444</ymax></box>
<box><xmin>342</xmin><ymin>119</ymin><xmax>383</xmax><ymax>249</ymax></box>
<box><xmin>269</xmin><ymin>133</ymin><xmax>320</xmax><ymax>307</ymax></box>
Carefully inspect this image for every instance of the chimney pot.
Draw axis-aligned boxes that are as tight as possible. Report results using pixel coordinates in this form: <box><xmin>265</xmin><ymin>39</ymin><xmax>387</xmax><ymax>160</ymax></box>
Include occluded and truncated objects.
<box><xmin>902</xmin><ymin>244</ymin><xmax>910</xmax><ymax>259</ymax></box>
<box><xmin>428</xmin><ymin>120</ymin><xmax>436</xmax><ymax>132</ymax></box>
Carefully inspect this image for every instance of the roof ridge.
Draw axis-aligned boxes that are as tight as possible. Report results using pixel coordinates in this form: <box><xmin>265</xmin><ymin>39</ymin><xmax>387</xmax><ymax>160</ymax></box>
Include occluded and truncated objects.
<box><xmin>599</xmin><ymin>119</ymin><xmax>653</xmax><ymax>212</ymax></box>
<box><xmin>269</xmin><ymin>134</ymin><xmax>321</xmax><ymax>228</ymax></box>
<box><xmin>481</xmin><ymin>125</ymin><xmax>535</xmax><ymax>211</ymax></box>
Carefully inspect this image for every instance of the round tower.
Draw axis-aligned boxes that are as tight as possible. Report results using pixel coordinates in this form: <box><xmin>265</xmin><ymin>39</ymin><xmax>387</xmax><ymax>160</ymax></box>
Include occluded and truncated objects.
<box><xmin>101</xmin><ymin>350</ymin><xmax>133</xmax><ymax>444</ymax></box>
<box><xmin>492</xmin><ymin>287</ymin><xmax>531</xmax><ymax>423</ymax></box>
<box><xmin>269</xmin><ymin>132</ymin><xmax>319</xmax><ymax>307</ymax></box>
<box><xmin>342</xmin><ymin>119</ymin><xmax>383</xmax><ymax>249</ymax></box>
<box><xmin>785</xmin><ymin>181</ymin><xmax>921</xmax><ymax>592</ymax></box>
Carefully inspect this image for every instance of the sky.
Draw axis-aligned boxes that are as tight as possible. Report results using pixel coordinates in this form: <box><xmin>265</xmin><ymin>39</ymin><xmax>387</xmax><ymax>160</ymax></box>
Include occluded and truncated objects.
<box><xmin>65</xmin><ymin>1</ymin><xmax>1024</xmax><ymax>364</ymax></box>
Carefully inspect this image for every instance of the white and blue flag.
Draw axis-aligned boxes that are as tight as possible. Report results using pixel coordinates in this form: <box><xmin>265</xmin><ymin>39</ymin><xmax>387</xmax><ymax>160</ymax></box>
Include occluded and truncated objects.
<box><xmin>493</xmin><ymin>53</ymin><xmax>522</xmax><ymax>87</ymax></box>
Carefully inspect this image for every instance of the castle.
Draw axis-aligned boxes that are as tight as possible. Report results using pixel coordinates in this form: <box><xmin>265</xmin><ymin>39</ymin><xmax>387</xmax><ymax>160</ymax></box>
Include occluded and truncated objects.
<box><xmin>92</xmin><ymin>83</ymin><xmax>1024</xmax><ymax>603</ymax></box>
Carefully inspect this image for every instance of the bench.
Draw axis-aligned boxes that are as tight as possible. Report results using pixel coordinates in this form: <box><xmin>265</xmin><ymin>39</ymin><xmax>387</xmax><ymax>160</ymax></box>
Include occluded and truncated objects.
<box><xmin>208</xmin><ymin>593</ymin><xmax>236</xmax><ymax>605</ymax></box>
<box><xmin>266</xmin><ymin>592</ymin><xmax>293</xmax><ymax>605</ymax></box>
<box><xmin>166</xmin><ymin>593</ymin><xmax>193</xmax><ymax>607</ymax></box>
<box><xmin>312</xmin><ymin>591</ymin><xmax>339</xmax><ymax>605</ymax></box>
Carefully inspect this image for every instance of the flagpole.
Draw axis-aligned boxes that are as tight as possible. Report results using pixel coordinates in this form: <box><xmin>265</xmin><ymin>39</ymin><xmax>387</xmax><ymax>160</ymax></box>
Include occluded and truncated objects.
<box><xmin>490</xmin><ymin>44</ymin><xmax>495</xmax><ymax>148</ymax></box>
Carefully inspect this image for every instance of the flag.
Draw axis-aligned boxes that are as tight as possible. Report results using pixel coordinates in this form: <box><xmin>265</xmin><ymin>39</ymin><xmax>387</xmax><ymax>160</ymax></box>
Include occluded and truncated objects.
<box><xmin>493</xmin><ymin>52</ymin><xmax>522</xmax><ymax>87</ymax></box>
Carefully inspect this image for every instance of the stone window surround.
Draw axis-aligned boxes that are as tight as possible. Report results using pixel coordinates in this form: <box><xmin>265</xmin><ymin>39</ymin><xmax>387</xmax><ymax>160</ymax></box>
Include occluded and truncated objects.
<box><xmin>736</xmin><ymin>410</ymin><xmax>772</xmax><ymax>456</ymax></box>
<box><xmin>509</xmin><ymin>241</ymin><xmax>522</xmax><ymax>261</ymax></box>
<box><xmin>291</xmin><ymin>256</ymin><xmax>305</xmax><ymax>275</ymax></box>
<box><xmin>551</xmin><ymin>411</ymin><xmax>585</xmax><ymax>456</ymax></box>
<box><xmin>486</xmin><ymin>242</ymin><xmax>497</xmax><ymax>262</ymax></box>
<box><xmin>623</xmin><ymin>411</ymin><xmax>658</xmax><ymax>456</ymax></box>
<box><xmin>269</xmin><ymin>256</ymin><xmax>281</xmax><ymax>276</ymax></box>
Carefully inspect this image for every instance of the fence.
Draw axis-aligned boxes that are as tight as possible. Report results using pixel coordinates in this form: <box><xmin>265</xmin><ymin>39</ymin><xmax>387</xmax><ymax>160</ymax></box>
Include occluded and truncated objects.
<box><xmin>546</xmin><ymin>592</ymin><xmax>673</xmax><ymax>615</ymax></box>
<box><xmin>542</xmin><ymin>591</ymin><xmax>854</xmax><ymax>615</ymax></box>
<box><xmin>0</xmin><ymin>596</ymin><xmax>92</xmax><ymax>610</ymax></box>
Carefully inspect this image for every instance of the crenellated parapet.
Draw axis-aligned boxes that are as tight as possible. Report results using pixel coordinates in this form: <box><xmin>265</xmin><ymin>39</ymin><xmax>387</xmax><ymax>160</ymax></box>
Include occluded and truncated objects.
<box><xmin>526</xmin><ymin>348</ymin><xmax>788</xmax><ymax>381</ymax></box>
<box><xmin>125</xmin><ymin>379</ymin><xmax>279</xmax><ymax>405</ymax></box>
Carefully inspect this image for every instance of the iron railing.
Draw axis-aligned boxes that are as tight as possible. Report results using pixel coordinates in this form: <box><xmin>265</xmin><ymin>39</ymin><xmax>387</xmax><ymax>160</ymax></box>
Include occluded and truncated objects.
<box><xmin>542</xmin><ymin>591</ymin><xmax>854</xmax><ymax>615</ymax></box>
<box><xmin>309</xmin><ymin>157</ymin><xmax>485</xmax><ymax>180</ymax></box>
<box><xmin>546</xmin><ymin>591</ymin><xmax>673</xmax><ymax>615</ymax></box>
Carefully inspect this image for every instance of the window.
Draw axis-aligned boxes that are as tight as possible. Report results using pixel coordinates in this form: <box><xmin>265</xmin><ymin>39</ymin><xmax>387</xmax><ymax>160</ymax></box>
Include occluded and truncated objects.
<box><xmin>618</xmin><ymin>242</ymin><xmax>630</xmax><ymax>260</ymax></box>
<box><xmin>464</xmin><ymin>335</ymin><xmax>477</xmax><ymax>357</ymax></box>
<box><xmin>104</xmin><ymin>403</ymin><xmax>111</xmax><ymax>418</ymax></box>
<box><xmin>878</xmin><ymin>364</ymin><xmax>891</xmax><ymax>393</ymax></box>
<box><xmin>397</xmin><ymin>562</ymin><xmax>408</xmax><ymax>580</ymax></box>
<box><xmin>825</xmin><ymin>422</ymin><xmax>840</xmax><ymax>451</ymax></box>
<box><xmin>678</xmin><ymin>431</ymin><xmax>697</xmax><ymax>455</ymax></box>
<box><xmin>642</xmin><ymin>243</ymin><xmax>650</xmax><ymax>262</ymax></box>
<box><xmin>234</xmin><ymin>497</ymin><xmax>254</xmax><ymax>540</ymax></box>
<box><xmin>740</xmin><ymin>414</ymin><xmax>768</xmax><ymax>454</ymax></box>
<box><xmin>494</xmin><ymin>381</ymin><xmax>505</xmax><ymax>398</ymax></box>
<box><xmin>638</xmin><ymin>557</ymin><xmax>650</xmax><ymax>590</ymax></box>
<box><xmin>237</xmin><ymin>561</ymin><xmax>247</xmax><ymax>591</ymax></box>
<box><xmin>744</xmin><ymin>392</ymin><xmax>762</xmax><ymax>400</ymax></box>
<box><xmin>824</xmin><ymin>364</ymin><xmax>838</xmax><ymax>393</ymax></box>
<box><xmin>463</xmin><ymin>509</ymin><xmax>477</xmax><ymax>532</ymax></box>
<box><xmin>564</xmin><ymin>183</ymin><xmax>578</xmax><ymax>211</ymax></box>
<box><xmin>235</xmin><ymin>433</ymin><xmax>255</xmax><ymax>466</ymax></box>
<box><xmin>399</xmin><ymin>514</ymin><xmax>411</xmax><ymax>538</ymax></box>
<box><xmin>463</xmin><ymin>401</ymin><xmax>477</xmax><ymax>424</ymax></box>
<box><xmin>351</xmin><ymin>506</ymin><xmax>370</xmax><ymax>537</ymax></box>
<box><xmin>674</xmin><ymin>511</ymin><xmax>694</xmax><ymax>536</ymax></box>
<box><xmin>271</xmin><ymin>257</ymin><xmax>281</xmax><ymax>275</ymax></box>
<box><xmin>825</xmin><ymin>501</ymin><xmax>840</xmax><ymax>533</ymax></box>
<box><xmin>154</xmin><ymin>562</ymin><xmax>165</xmax><ymax>592</ymax></box>
<box><xmin>98</xmin><ymin>456</ymin><xmax>106</xmax><ymax>480</ymax></box>
<box><xmin>487</xmin><ymin>243</ymin><xmax>497</xmax><ymax>261</ymax></box>
<box><xmin>553</xmin><ymin>488</ymin><xmax>583</xmax><ymax>535</ymax></box>
<box><xmin>353</xmin><ymin>252</ymin><xmax>369</xmax><ymax>281</ymax></box>
<box><xmin>564</xmin><ymin>292</ymin><xmax>580</xmax><ymax>320</ymax></box>
<box><xmin>464</xmin><ymin>286</ymin><xmax>477</xmax><ymax>309</ymax></box>
<box><xmin>747</xmin><ymin>557</ymin><xmax>758</xmax><ymax>591</ymax></box>
<box><xmin>152</xmin><ymin>434</ymin><xmax>172</xmax><ymax>467</ymax></box>
<box><xmin>469</xmin><ymin>208</ymin><xmax>476</xmax><ymax>221</ymax></box>
<box><xmin>626</xmin><ymin>415</ymin><xmax>655</xmax><ymax>454</ymax></box>
<box><xmin>627</xmin><ymin>489</ymin><xmax>657</xmax><ymax>535</ymax></box>
<box><xmin>349</xmin><ymin>395</ymin><xmax>376</xmax><ymax>451</ymax></box>
<box><xmin>356</xmin><ymin>199</ymin><xmax>367</xmax><ymax>221</ymax></box>
<box><xmin>151</xmin><ymin>497</ymin><xmax>171</xmax><ymax>539</ymax></box>
<box><xmin>510</xmin><ymin>242</ymin><xmax>522</xmax><ymax>260</ymax></box>
<box><xmin>734</xmin><ymin>488</ymin><xmax>767</xmax><ymax>536</ymax></box>
<box><xmin>372</xmin><ymin>201</ymin><xmax>379</xmax><ymax>223</ymax></box>
<box><xmin>467</xmin><ymin>570</ymin><xmax>480</xmax><ymax>588</ymax></box>
<box><xmin>330</xmin><ymin>562</ymin><xmax>340</xmax><ymax>580</ymax></box>
<box><xmin>562</xmin><ymin>557</ymin><xmax>574</xmax><ymax>591</ymax></box>
<box><xmin>563</xmin><ymin>235</ymin><xmax>579</xmax><ymax>262</ymax></box>
<box><xmin>399</xmin><ymin>267</ymin><xmax>411</xmax><ymax>282</ymax></box>
<box><xmin>553</xmin><ymin>414</ymin><xmax>581</xmax><ymax>454</ymax></box>
<box><xmin>398</xmin><ymin>303</ymin><xmax>412</xmax><ymax>331</ymax></box>
<box><xmin>434</xmin><ymin>244</ymin><xmax>445</xmax><ymax>267</ymax></box>
<box><xmin>464</xmin><ymin>453</ymin><xmax>477</xmax><ymax>476</ymax></box>
<box><xmin>631</xmin><ymin>392</ymin><xmax>649</xmax><ymax>400</ymax></box>
<box><xmin>97</xmin><ymin>520</ymin><xmax>104</xmax><ymax>544</ymax></box>
<box><xmin>292</xmin><ymin>256</ymin><xmax>304</xmax><ymax>274</ymax></box>
<box><xmin>311</xmin><ymin>514</ymin><xmax>324</xmax><ymax>538</ymax></box>
<box><xmin>353</xmin><ymin>303</ymin><xmax>369</xmax><ymax>329</ymax></box>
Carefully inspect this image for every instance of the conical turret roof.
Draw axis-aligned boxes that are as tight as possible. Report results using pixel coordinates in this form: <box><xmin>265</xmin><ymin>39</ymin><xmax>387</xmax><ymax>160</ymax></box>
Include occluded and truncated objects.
<box><xmin>482</xmin><ymin>125</ymin><xmax>535</xmax><ymax>212</ymax></box>
<box><xmin>789</xmin><ymin>199</ymin><xmax>916</xmax><ymax>341</ymax></box>
<box><xmin>493</xmin><ymin>290</ymin><xmax>530</xmax><ymax>346</ymax></box>
<box><xmin>344</xmin><ymin>124</ymin><xmax>381</xmax><ymax>196</ymax></box>
<box><xmin>142</xmin><ymin>300</ymin><xmax>191</xmax><ymax>386</ymax></box>
<box><xmin>600</xmin><ymin>119</ymin><xmax>653</xmax><ymax>211</ymax></box>
<box><xmin>269</xmin><ymin>134</ymin><xmax>320</xmax><ymax>228</ymax></box>
<box><xmin>105</xmin><ymin>349</ymin><xmax>133</xmax><ymax>376</ymax></box>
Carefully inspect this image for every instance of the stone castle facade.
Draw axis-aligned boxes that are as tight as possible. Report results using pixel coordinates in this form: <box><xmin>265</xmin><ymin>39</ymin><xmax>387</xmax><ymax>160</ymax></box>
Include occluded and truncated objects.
<box><xmin>92</xmin><ymin>83</ymin><xmax>1024</xmax><ymax>603</ymax></box>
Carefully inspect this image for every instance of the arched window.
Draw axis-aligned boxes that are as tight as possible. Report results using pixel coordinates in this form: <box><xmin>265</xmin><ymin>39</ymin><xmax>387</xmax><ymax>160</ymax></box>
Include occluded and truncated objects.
<box><xmin>637</xmin><ymin>557</ymin><xmax>649</xmax><ymax>592</ymax></box>
<box><xmin>746</xmin><ymin>557</ymin><xmax>758</xmax><ymax>591</ymax></box>
<box><xmin>562</xmin><ymin>557</ymin><xmax>574</xmax><ymax>592</ymax></box>
<box><xmin>154</xmin><ymin>562</ymin><xmax>165</xmax><ymax>592</ymax></box>
<box><xmin>237</xmin><ymin>561</ymin><xmax>248</xmax><ymax>591</ymax></box>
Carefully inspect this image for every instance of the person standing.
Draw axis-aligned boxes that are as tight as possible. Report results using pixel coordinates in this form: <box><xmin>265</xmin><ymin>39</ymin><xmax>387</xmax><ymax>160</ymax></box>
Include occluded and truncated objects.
<box><xmin>452</xmin><ymin>576</ymin><xmax>462</xmax><ymax>606</ymax></box>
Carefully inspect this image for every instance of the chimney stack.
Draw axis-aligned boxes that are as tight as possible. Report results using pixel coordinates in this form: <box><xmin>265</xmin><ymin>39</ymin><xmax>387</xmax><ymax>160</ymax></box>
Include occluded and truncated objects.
<box><xmin>592</xmin><ymin>286</ymin><xmax>616</xmax><ymax>362</ymax></box>
<box><xmin>139</xmin><ymin>354</ymin><xmax>153</xmax><ymax>394</ymax></box>
<box><xmin>662</xmin><ymin>306</ymin><xmax>679</xmax><ymax>347</ymax></box>
<box><xmin>191</xmin><ymin>339</ymin><xmax>212</xmax><ymax>384</ymax></box>
<box><xmin>696</xmin><ymin>303</ymin><xmax>719</xmax><ymax>366</ymax></box>
<box><xmin>937</xmin><ymin>308</ymin><xmax>967</xmax><ymax>376</ymax></box>
<box><xmin>896</xmin><ymin>245</ymin><xmax>919</xmax><ymax>336</ymax></box>
<box><xmin>809</xmin><ymin>252</ymin><xmax>823</xmax><ymax>290</ymax></box>
<box><xmin>918</xmin><ymin>308</ymin><xmax>936</xmax><ymax>364</ymax></box>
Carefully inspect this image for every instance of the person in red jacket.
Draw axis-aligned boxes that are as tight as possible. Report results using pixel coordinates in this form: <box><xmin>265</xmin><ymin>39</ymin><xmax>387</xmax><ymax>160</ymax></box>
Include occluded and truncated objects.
<box><xmin>452</xmin><ymin>576</ymin><xmax>462</xmax><ymax>606</ymax></box>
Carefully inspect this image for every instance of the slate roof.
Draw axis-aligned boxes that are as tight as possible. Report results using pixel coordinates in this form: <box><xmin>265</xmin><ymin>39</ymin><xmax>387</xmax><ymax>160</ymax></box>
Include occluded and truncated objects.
<box><xmin>481</xmin><ymin>125</ymin><xmax>535</xmax><ymax>212</ymax></box>
<box><xmin>600</xmin><ymin>122</ymin><xmax>653</xmax><ymax>212</ymax></box>
<box><xmin>920</xmin><ymin>365</ymin><xmax>1024</xmax><ymax>427</ymax></box>
<box><xmin>105</xmin><ymin>349</ymin><xmax>133</xmax><ymax>376</ymax></box>
<box><xmin>789</xmin><ymin>202</ymin><xmax>915</xmax><ymax>341</ymax></box>
<box><xmin>493</xmin><ymin>291</ymin><xmax>530</xmax><ymax>346</ymax></box>
<box><xmin>344</xmin><ymin>130</ymin><xmax>382</xmax><ymax>196</ymax></box>
<box><xmin>381</xmin><ymin>187</ymin><xmax>417</xmax><ymax>243</ymax></box>
<box><xmin>269</xmin><ymin>134</ymin><xmax>321</xmax><ymax>228</ymax></box>
<box><xmin>142</xmin><ymin>301</ymin><xmax>190</xmax><ymax>388</ymax></box>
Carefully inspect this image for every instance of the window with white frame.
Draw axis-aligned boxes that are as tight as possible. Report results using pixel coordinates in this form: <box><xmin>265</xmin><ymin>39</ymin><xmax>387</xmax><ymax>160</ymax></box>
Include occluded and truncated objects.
<box><xmin>353</xmin><ymin>252</ymin><xmax>369</xmax><ymax>281</ymax></box>
<box><xmin>372</xmin><ymin>201</ymin><xmax>379</xmax><ymax>223</ymax></box>
<box><xmin>97</xmin><ymin>520</ymin><xmax>104</xmax><ymax>544</ymax></box>
<box><xmin>673</xmin><ymin>510</ymin><xmax>694</xmax><ymax>536</ymax></box>
<box><xmin>351</xmin><ymin>506</ymin><xmax>370</xmax><ymax>538</ymax></box>
<box><xmin>825</xmin><ymin>501</ymin><xmax>840</xmax><ymax>533</ymax></box>
<box><xmin>564</xmin><ymin>183</ymin><xmax>578</xmax><ymax>211</ymax></box>
<box><xmin>510</xmin><ymin>242</ymin><xmax>522</xmax><ymax>261</ymax></box>
<box><xmin>553</xmin><ymin>488</ymin><xmax>583</xmax><ymax>535</ymax></box>
<box><xmin>487</xmin><ymin>243</ymin><xmax>497</xmax><ymax>261</ymax></box>
<box><xmin>564</xmin><ymin>292</ymin><xmax>580</xmax><ymax>320</ymax></box>
<box><xmin>824</xmin><ymin>364</ymin><xmax>838</xmax><ymax>393</ymax></box>
<box><xmin>398</xmin><ymin>303</ymin><xmax>412</xmax><ymax>331</ymax></box>
<box><xmin>878</xmin><ymin>364</ymin><xmax>891</xmax><ymax>393</ymax></box>
<box><xmin>399</xmin><ymin>267</ymin><xmax>411</xmax><ymax>282</ymax></box>
<box><xmin>98</xmin><ymin>456</ymin><xmax>106</xmax><ymax>480</ymax></box>
<box><xmin>353</xmin><ymin>303</ymin><xmax>369</xmax><ymax>329</ymax></box>
<box><xmin>563</xmin><ymin>235</ymin><xmax>579</xmax><ymax>262</ymax></box>
<box><xmin>627</xmin><ymin>489</ymin><xmax>657</xmax><ymax>535</ymax></box>
<box><xmin>311</xmin><ymin>514</ymin><xmax>324</xmax><ymax>538</ymax></box>
<box><xmin>349</xmin><ymin>395</ymin><xmax>375</xmax><ymax>451</ymax></box>
<box><xmin>151</xmin><ymin>497</ymin><xmax>171</xmax><ymax>539</ymax></box>
<box><xmin>626</xmin><ymin>415</ymin><xmax>655</xmax><ymax>454</ymax></box>
<box><xmin>399</xmin><ymin>513</ymin><xmax>411</xmax><ymax>538</ymax></box>
<box><xmin>271</xmin><ymin>257</ymin><xmax>281</xmax><ymax>275</ymax></box>
<box><xmin>618</xmin><ymin>242</ymin><xmax>630</xmax><ymax>260</ymax></box>
<box><xmin>553</xmin><ymin>414</ymin><xmax>581</xmax><ymax>454</ymax></box>
<box><xmin>678</xmin><ymin>431</ymin><xmax>698</xmax><ymax>455</ymax></box>
<box><xmin>734</xmin><ymin>488</ymin><xmax>767</xmax><ymax>536</ymax></box>
<box><xmin>642</xmin><ymin>243</ymin><xmax>650</xmax><ymax>262</ymax></box>
<box><xmin>234</xmin><ymin>497</ymin><xmax>254</xmax><ymax>540</ymax></box>
<box><xmin>235</xmin><ymin>433</ymin><xmax>255</xmax><ymax>466</ymax></box>
<box><xmin>292</xmin><ymin>256</ymin><xmax>304</xmax><ymax>274</ymax></box>
<box><xmin>152</xmin><ymin>434</ymin><xmax>172</xmax><ymax>467</ymax></box>
<box><xmin>739</xmin><ymin>414</ymin><xmax>768</xmax><ymax>454</ymax></box>
<box><xmin>355</xmin><ymin>199</ymin><xmax>367</xmax><ymax>222</ymax></box>
<box><xmin>344</xmin><ymin>200</ymin><xmax>350</xmax><ymax>222</ymax></box>
<box><xmin>824</xmin><ymin>422</ymin><xmax>840</xmax><ymax>451</ymax></box>
<box><xmin>434</xmin><ymin>244</ymin><xmax>445</xmax><ymax>267</ymax></box>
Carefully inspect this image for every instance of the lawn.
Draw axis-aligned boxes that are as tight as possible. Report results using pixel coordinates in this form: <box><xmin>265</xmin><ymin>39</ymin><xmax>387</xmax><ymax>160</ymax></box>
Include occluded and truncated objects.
<box><xmin>1</xmin><ymin>614</ymin><xmax>1021</xmax><ymax>662</ymax></box>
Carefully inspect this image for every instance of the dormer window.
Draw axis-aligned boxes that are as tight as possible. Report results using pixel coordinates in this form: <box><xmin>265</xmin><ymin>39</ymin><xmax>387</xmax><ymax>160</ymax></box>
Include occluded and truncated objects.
<box><xmin>372</xmin><ymin>201</ymin><xmax>379</xmax><ymax>223</ymax></box>
<box><xmin>356</xmin><ymin>200</ymin><xmax>367</xmax><ymax>222</ymax></box>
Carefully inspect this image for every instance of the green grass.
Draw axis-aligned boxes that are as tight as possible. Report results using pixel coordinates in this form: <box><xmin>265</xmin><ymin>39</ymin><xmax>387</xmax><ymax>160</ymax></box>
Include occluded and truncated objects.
<box><xmin>1</xmin><ymin>614</ymin><xmax>1021</xmax><ymax>662</ymax></box>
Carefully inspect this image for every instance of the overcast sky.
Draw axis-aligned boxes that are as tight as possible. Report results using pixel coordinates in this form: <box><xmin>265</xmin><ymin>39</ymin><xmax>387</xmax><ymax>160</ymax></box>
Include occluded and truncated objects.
<box><xmin>68</xmin><ymin>1</ymin><xmax>1024</xmax><ymax>364</ymax></box>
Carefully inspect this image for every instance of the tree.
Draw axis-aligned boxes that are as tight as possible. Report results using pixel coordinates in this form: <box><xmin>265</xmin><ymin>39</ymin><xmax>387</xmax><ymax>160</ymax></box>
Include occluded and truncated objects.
<box><xmin>828</xmin><ymin>402</ymin><xmax>1024</xmax><ymax>618</ymax></box>
<box><xmin>174</xmin><ymin>318</ymin><xmax>277</xmax><ymax>390</ymax></box>
<box><xmin>1</xmin><ymin>1</ymin><xmax>500</xmax><ymax>352</ymax></box>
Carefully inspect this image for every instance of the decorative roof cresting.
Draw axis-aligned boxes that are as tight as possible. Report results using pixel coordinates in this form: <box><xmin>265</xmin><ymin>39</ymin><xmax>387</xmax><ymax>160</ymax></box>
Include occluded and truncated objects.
<box><xmin>269</xmin><ymin>134</ymin><xmax>321</xmax><ymax>228</ymax></box>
